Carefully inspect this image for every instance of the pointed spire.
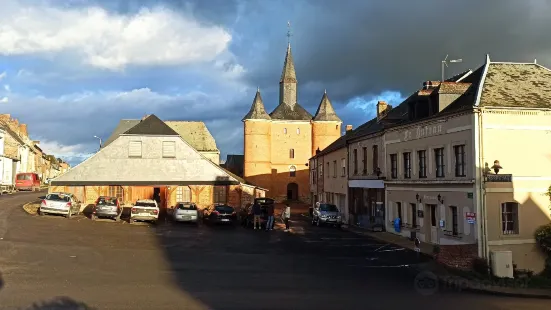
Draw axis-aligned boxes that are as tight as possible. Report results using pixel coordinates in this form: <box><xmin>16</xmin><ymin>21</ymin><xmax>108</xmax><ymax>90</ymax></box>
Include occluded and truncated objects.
<box><xmin>313</xmin><ymin>91</ymin><xmax>342</xmax><ymax>122</ymax></box>
<box><xmin>242</xmin><ymin>88</ymin><xmax>271</xmax><ymax>121</ymax></box>
<box><xmin>280</xmin><ymin>43</ymin><xmax>297</xmax><ymax>83</ymax></box>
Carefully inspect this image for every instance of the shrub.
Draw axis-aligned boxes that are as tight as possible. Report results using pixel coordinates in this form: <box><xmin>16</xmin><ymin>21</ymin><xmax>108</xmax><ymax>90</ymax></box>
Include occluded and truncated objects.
<box><xmin>534</xmin><ymin>224</ymin><xmax>551</xmax><ymax>254</ymax></box>
<box><xmin>472</xmin><ymin>257</ymin><xmax>490</xmax><ymax>275</ymax></box>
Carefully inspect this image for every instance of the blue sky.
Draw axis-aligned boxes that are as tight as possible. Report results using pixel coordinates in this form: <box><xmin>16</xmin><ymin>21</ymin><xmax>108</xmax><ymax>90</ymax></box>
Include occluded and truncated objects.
<box><xmin>1</xmin><ymin>0</ymin><xmax>550</xmax><ymax>166</ymax></box>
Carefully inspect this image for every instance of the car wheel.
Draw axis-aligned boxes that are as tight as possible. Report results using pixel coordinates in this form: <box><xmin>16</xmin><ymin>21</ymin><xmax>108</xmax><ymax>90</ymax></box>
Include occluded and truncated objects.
<box><xmin>38</xmin><ymin>210</ymin><xmax>44</xmax><ymax>216</ymax></box>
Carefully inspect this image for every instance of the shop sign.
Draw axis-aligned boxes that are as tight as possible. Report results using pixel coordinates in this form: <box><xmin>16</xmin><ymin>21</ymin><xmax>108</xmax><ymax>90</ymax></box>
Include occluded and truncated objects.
<box><xmin>466</xmin><ymin>212</ymin><xmax>476</xmax><ymax>224</ymax></box>
<box><xmin>403</xmin><ymin>124</ymin><xmax>443</xmax><ymax>141</ymax></box>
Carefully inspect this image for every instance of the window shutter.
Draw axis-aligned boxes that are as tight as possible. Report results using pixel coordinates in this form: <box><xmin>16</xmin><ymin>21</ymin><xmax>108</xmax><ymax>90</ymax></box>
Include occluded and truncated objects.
<box><xmin>162</xmin><ymin>141</ymin><xmax>176</xmax><ymax>158</ymax></box>
<box><xmin>129</xmin><ymin>141</ymin><xmax>142</xmax><ymax>157</ymax></box>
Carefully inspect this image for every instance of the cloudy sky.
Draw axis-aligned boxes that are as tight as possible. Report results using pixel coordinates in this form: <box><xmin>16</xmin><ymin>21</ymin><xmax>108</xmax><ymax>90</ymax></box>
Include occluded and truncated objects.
<box><xmin>1</xmin><ymin>0</ymin><xmax>550</xmax><ymax>166</ymax></box>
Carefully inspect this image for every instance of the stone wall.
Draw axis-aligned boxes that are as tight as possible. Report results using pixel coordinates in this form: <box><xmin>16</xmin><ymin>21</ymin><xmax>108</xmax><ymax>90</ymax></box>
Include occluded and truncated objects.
<box><xmin>436</xmin><ymin>244</ymin><xmax>478</xmax><ymax>270</ymax></box>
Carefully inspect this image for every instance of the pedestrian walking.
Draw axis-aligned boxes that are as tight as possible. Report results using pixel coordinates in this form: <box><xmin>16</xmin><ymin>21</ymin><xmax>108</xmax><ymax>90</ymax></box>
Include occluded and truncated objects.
<box><xmin>252</xmin><ymin>202</ymin><xmax>262</xmax><ymax>230</ymax></box>
<box><xmin>266</xmin><ymin>203</ymin><xmax>274</xmax><ymax>231</ymax></box>
<box><xmin>414</xmin><ymin>237</ymin><xmax>421</xmax><ymax>259</ymax></box>
<box><xmin>282</xmin><ymin>204</ymin><xmax>291</xmax><ymax>232</ymax></box>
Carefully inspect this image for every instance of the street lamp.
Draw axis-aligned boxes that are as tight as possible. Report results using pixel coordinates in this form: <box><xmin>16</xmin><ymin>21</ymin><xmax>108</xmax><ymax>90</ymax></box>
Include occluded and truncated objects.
<box><xmin>93</xmin><ymin>135</ymin><xmax>102</xmax><ymax>149</ymax></box>
<box><xmin>441</xmin><ymin>55</ymin><xmax>463</xmax><ymax>82</ymax></box>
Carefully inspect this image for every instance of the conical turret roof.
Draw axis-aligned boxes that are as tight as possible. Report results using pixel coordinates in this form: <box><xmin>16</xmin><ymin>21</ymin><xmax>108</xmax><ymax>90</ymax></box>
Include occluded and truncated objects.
<box><xmin>313</xmin><ymin>90</ymin><xmax>341</xmax><ymax>122</ymax></box>
<box><xmin>242</xmin><ymin>89</ymin><xmax>271</xmax><ymax>121</ymax></box>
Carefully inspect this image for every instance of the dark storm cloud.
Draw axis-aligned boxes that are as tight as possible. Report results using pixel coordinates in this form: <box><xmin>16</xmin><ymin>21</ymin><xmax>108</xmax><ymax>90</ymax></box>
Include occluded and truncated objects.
<box><xmin>239</xmin><ymin>0</ymin><xmax>551</xmax><ymax>106</ymax></box>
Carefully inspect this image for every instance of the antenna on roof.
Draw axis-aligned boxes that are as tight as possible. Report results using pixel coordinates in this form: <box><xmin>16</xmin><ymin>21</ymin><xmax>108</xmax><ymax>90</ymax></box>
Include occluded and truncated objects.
<box><xmin>441</xmin><ymin>54</ymin><xmax>463</xmax><ymax>82</ymax></box>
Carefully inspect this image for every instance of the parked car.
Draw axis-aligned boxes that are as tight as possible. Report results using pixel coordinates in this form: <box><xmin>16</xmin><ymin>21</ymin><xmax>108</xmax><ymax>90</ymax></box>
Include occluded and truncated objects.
<box><xmin>91</xmin><ymin>196</ymin><xmax>122</xmax><ymax>221</ymax></box>
<box><xmin>38</xmin><ymin>192</ymin><xmax>81</xmax><ymax>218</ymax></box>
<box><xmin>129</xmin><ymin>199</ymin><xmax>159</xmax><ymax>224</ymax></box>
<box><xmin>203</xmin><ymin>204</ymin><xmax>237</xmax><ymax>224</ymax></box>
<box><xmin>240</xmin><ymin>197</ymin><xmax>275</xmax><ymax>229</ymax></box>
<box><xmin>15</xmin><ymin>173</ymin><xmax>40</xmax><ymax>191</ymax></box>
<box><xmin>312</xmin><ymin>203</ymin><xmax>342</xmax><ymax>227</ymax></box>
<box><xmin>171</xmin><ymin>202</ymin><xmax>199</xmax><ymax>224</ymax></box>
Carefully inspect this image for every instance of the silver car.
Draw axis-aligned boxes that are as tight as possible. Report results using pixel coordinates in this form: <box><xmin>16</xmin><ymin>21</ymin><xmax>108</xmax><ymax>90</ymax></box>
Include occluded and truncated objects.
<box><xmin>38</xmin><ymin>192</ymin><xmax>81</xmax><ymax>218</ymax></box>
<box><xmin>171</xmin><ymin>202</ymin><xmax>199</xmax><ymax>223</ymax></box>
<box><xmin>312</xmin><ymin>203</ymin><xmax>342</xmax><ymax>227</ymax></box>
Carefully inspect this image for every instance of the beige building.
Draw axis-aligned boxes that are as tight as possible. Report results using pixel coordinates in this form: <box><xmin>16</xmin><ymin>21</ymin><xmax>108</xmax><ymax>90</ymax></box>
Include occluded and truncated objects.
<box><xmin>309</xmin><ymin>131</ymin><xmax>349</xmax><ymax>223</ymax></box>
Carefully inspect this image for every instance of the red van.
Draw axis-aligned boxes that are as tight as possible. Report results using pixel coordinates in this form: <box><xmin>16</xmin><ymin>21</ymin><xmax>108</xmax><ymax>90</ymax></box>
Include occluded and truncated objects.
<box><xmin>15</xmin><ymin>173</ymin><xmax>41</xmax><ymax>191</ymax></box>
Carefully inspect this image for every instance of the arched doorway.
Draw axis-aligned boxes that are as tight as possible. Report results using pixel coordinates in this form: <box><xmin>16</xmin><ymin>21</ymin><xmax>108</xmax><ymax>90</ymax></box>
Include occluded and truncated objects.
<box><xmin>287</xmin><ymin>183</ymin><xmax>298</xmax><ymax>201</ymax></box>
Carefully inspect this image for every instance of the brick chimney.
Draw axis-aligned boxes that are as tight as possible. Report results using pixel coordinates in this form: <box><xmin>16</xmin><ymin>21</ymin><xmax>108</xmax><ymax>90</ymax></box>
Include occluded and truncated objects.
<box><xmin>19</xmin><ymin>124</ymin><xmax>28</xmax><ymax>137</ymax></box>
<box><xmin>377</xmin><ymin>101</ymin><xmax>392</xmax><ymax>122</ymax></box>
<box><xmin>346</xmin><ymin>125</ymin><xmax>353</xmax><ymax>132</ymax></box>
<box><xmin>141</xmin><ymin>114</ymin><xmax>151</xmax><ymax>121</ymax></box>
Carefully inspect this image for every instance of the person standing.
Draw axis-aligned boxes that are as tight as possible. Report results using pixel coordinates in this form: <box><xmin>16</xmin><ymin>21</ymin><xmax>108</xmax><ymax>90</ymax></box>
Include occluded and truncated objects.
<box><xmin>252</xmin><ymin>202</ymin><xmax>262</xmax><ymax>230</ymax></box>
<box><xmin>265</xmin><ymin>203</ymin><xmax>274</xmax><ymax>231</ymax></box>
<box><xmin>282</xmin><ymin>204</ymin><xmax>291</xmax><ymax>232</ymax></box>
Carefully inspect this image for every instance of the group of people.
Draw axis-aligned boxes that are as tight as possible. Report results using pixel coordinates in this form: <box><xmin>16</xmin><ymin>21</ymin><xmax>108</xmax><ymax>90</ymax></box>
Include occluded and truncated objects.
<box><xmin>251</xmin><ymin>203</ymin><xmax>291</xmax><ymax>232</ymax></box>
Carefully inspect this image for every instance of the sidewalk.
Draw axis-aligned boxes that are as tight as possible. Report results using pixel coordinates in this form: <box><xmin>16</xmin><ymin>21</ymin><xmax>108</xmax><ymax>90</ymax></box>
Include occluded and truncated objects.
<box><xmin>344</xmin><ymin>225</ymin><xmax>551</xmax><ymax>299</ymax></box>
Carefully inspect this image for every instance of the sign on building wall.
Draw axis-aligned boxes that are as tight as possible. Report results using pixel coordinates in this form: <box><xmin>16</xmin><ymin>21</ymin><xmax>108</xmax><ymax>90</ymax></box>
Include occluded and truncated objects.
<box><xmin>466</xmin><ymin>212</ymin><xmax>476</xmax><ymax>224</ymax></box>
<box><xmin>403</xmin><ymin>124</ymin><xmax>443</xmax><ymax>141</ymax></box>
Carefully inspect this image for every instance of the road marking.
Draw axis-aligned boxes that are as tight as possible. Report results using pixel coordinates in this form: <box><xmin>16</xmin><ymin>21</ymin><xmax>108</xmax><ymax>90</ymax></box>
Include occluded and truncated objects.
<box><xmin>374</xmin><ymin>244</ymin><xmax>389</xmax><ymax>252</ymax></box>
<box><xmin>378</xmin><ymin>248</ymin><xmax>406</xmax><ymax>252</ymax></box>
<box><xmin>346</xmin><ymin>264</ymin><xmax>410</xmax><ymax>268</ymax></box>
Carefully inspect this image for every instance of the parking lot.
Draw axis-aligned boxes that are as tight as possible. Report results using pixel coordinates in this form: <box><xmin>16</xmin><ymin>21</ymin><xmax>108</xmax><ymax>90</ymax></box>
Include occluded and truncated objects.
<box><xmin>0</xmin><ymin>192</ymin><xmax>549</xmax><ymax>310</ymax></box>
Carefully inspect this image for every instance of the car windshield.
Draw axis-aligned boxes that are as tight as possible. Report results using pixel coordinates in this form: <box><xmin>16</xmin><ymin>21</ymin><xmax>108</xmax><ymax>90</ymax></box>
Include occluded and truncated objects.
<box><xmin>136</xmin><ymin>202</ymin><xmax>157</xmax><ymax>208</ymax></box>
<box><xmin>46</xmin><ymin>194</ymin><xmax>70</xmax><ymax>202</ymax></box>
<box><xmin>98</xmin><ymin>198</ymin><xmax>117</xmax><ymax>206</ymax></box>
<box><xmin>17</xmin><ymin>174</ymin><xmax>32</xmax><ymax>180</ymax></box>
<box><xmin>215</xmin><ymin>206</ymin><xmax>234</xmax><ymax>213</ymax></box>
<box><xmin>178</xmin><ymin>203</ymin><xmax>196</xmax><ymax>210</ymax></box>
<box><xmin>320</xmin><ymin>204</ymin><xmax>338</xmax><ymax>212</ymax></box>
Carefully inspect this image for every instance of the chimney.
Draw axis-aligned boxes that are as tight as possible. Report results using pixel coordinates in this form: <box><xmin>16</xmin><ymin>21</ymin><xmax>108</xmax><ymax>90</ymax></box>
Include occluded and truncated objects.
<box><xmin>346</xmin><ymin>125</ymin><xmax>353</xmax><ymax>132</ymax></box>
<box><xmin>377</xmin><ymin>101</ymin><xmax>392</xmax><ymax>122</ymax></box>
<box><xmin>315</xmin><ymin>147</ymin><xmax>321</xmax><ymax>155</ymax></box>
<box><xmin>141</xmin><ymin>114</ymin><xmax>151</xmax><ymax>121</ymax></box>
<box><xmin>19</xmin><ymin>124</ymin><xmax>28</xmax><ymax>137</ymax></box>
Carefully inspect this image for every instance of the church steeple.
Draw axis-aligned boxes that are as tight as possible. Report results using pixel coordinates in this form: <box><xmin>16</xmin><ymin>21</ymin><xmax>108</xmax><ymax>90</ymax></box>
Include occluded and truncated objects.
<box><xmin>278</xmin><ymin>43</ymin><xmax>298</xmax><ymax>108</ymax></box>
<box><xmin>313</xmin><ymin>90</ymin><xmax>342</xmax><ymax>122</ymax></box>
<box><xmin>242</xmin><ymin>88</ymin><xmax>271</xmax><ymax>121</ymax></box>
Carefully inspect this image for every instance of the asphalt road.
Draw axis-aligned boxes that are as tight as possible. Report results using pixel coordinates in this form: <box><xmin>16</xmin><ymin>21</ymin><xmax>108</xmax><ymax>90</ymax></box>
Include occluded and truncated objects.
<box><xmin>0</xmin><ymin>192</ymin><xmax>548</xmax><ymax>310</ymax></box>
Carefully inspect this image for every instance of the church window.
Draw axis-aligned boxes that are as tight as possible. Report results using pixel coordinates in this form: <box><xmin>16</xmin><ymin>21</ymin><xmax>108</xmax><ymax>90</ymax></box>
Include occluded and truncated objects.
<box><xmin>283</xmin><ymin>128</ymin><xmax>287</xmax><ymax>134</ymax></box>
<box><xmin>290</xmin><ymin>149</ymin><xmax>295</xmax><ymax>159</ymax></box>
<box><xmin>290</xmin><ymin>166</ymin><xmax>296</xmax><ymax>177</ymax></box>
<box><xmin>296</xmin><ymin>128</ymin><xmax>300</xmax><ymax>135</ymax></box>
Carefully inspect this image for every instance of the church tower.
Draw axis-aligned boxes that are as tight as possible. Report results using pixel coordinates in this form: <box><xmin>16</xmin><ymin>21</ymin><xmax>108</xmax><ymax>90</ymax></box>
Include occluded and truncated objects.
<box><xmin>242</xmin><ymin>89</ymin><xmax>272</xmax><ymax>188</ymax></box>
<box><xmin>242</xmin><ymin>25</ymin><xmax>342</xmax><ymax>202</ymax></box>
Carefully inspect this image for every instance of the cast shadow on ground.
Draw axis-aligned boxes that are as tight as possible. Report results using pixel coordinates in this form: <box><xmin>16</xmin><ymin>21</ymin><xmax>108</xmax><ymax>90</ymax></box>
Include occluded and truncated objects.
<box><xmin>22</xmin><ymin>297</ymin><xmax>95</xmax><ymax>310</ymax></box>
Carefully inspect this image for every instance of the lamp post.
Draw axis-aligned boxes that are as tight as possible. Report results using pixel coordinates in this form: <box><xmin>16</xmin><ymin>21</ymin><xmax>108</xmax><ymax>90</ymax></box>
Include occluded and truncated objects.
<box><xmin>441</xmin><ymin>55</ymin><xmax>463</xmax><ymax>81</ymax></box>
<box><xmin>93</xmin><ymin>135</ymin><xmax>102</xmax><ymax>149</ymax></box>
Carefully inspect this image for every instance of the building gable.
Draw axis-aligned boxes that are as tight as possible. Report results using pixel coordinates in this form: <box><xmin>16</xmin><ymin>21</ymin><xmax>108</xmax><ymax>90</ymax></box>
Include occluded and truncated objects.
<box><xmin>51</xmin><ymin>134</ymin><xmax>239</xmax><ymax>186</ymax></box>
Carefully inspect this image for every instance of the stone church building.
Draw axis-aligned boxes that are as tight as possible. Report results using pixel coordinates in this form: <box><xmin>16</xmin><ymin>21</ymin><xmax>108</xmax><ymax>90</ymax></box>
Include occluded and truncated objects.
<box><xmin>243</xmin><ymin>43</ymin><xmax>342</xmax><ymax>202</ymax></box>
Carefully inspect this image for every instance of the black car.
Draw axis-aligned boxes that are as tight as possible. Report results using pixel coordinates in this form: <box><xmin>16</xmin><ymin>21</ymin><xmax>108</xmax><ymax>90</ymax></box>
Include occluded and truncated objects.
<box><xmin>91</xmin><ymin>196</ymin><xmax>122</xmax><ymax>221</ymax></box>
<box><xmin>203</xmin><ymin>205</ymin><xmax>237</xmax><ymax>224</ymax></box>
<box><xmin>240</xmin><ymin>198</ymin><xmax>275</xmax><ymax>229</ymax></box>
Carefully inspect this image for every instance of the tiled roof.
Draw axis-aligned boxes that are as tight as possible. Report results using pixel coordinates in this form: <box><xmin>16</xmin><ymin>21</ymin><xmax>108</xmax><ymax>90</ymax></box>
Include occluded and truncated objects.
<box><xmin>242</xmin><ymin>90</ymin><xmax>271</xmax><ymax>121</ymax></box>
<box><xmin>313</xmin><ymin>91</ymin><xmax>342</xmax><ymax>122</ymax></box>
<box><xmin>224</xmin><ymin>154</ymin><xmax>244</xmax><ymax>177</ymax></box>
<box><xmin>165</xmin><ymin>121</ymin><xmax>219</xmax><ymax>152</ymax></box>
<box><xmin>438</xmin><ymin>82</ymin><xmax>472</xmax><ymax>94</ymax></box>
<box><xmin>102</xmin><ymin>120</ymin><xmax>140</xmax><ymax>148</ymax></box>
<box><xmin>123</xmin><ymin>115</ymin><xmax>179</xmax><ymax>136</ymax></box>
<box><xmin>269</xmin><ymin>103</ymin><xmax>313</xmax><ymax>121</ymax></box>
<box><xmin>479</xmin><ymin>63</ymin><xmax>551</xmax><ymax>108</ymax></box>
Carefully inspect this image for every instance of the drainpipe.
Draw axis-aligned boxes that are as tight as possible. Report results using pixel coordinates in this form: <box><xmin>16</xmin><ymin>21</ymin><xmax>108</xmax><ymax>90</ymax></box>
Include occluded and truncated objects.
<box><xmin>475</xmin><ymin>108</ymin><xmax>488</xmax><ymax>262</ymax></box>
<box><xmin>480</xmin><ymin>110</ymin><xmax>489</xmax><ymax>262</ymax></box>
